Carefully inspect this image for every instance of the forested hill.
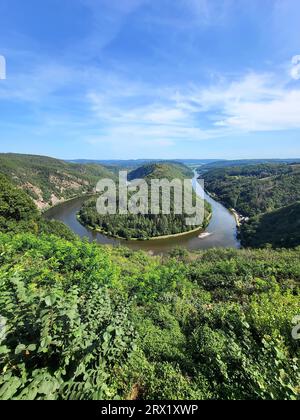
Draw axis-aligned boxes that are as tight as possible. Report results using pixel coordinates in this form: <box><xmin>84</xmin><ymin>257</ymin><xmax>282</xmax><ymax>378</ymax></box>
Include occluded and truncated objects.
<box><xmin>241</xmin><ymin>202</ymin><xmax>300</xmax><ymax>249</ymax></box>
<box><xmin>0</xmin><ymin>153</ymin><xmax>115</xmax><ymax>210</ymax></box>
<box><xmin>199</xmin><ymin>159</ymin><xmax>300</xmax><ymax>170</ymax></box>
<box><xmin>128</xmin><ymin>162</ymin><xmax>194</xmax><ymax>182</ymax></box>
<box><xmin>201</xmin><ymin>163</ymin><xmax>300</xmax><ymax>217</ymax></box>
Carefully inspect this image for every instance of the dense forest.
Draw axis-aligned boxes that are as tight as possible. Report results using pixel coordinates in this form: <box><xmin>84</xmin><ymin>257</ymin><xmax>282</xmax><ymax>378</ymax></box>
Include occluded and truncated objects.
<box><xmin>79</xmin><ymin>198</ymin><xmax>212</xmax><ymax>240</ymax></box>
<box><xmin>0</xmin><ymin>155</ymin><xmax>299</xmax><ymax>400</ymax></box>
<box><xmin>201</xmin><ymin>163</ymin><xmax>300</xmax><ymax>217</ymax></box>
<box><xmin>241</xmin><ymin>202</ymin><xmax>300</xmax><ymax>249</ymax></box>
<box><xmin>0</xmin><ymin>153</ymin><xmax>115</xmax><ymax>210</ymax></box>
<box><xmin>78</xmin><ymin>163</ymin><xmax>211</xmax><ymax>240</ymax></box>
<box><xmin>199</xmin><ymin>159</ymin><xmax>300</xmax><ymax>171</ymax></box>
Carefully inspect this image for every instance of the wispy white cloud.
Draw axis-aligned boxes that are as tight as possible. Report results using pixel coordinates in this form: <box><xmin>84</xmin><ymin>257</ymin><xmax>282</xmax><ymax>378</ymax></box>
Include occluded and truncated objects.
<box><xmin>175</xmin><ymin>71</ymin><xmax>300</xmax><ymax>132</ymax></box>
<box><xmin>2</xmin><ymin>46</ymin><xmax>300</xmax><ymax>149</ymax></box>
<box><xmin>87</xmin><ymin>61</ymin><xmax>300</xmax><ymax>145</ymax></box>
<box><xmin>291</xmin><ymin>55</ymin><xmax>300</xmax><ymax>80</ymax></box>
<box><xmin>0</xmin><ymin>58</ymin><xmax>75</xmax><ymax>102</ymax></box>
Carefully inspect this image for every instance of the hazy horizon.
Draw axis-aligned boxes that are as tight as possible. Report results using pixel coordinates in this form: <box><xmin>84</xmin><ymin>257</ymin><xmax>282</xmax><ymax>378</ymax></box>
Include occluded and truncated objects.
<box><xmin>1</xmin><ymin>151</ymin><xmax>300</xmax><ymax>162</ymax></box>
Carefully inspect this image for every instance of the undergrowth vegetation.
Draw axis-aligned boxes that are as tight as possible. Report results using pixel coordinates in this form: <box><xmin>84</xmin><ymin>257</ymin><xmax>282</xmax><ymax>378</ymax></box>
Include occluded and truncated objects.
<box><xmin>0</xmin><ymin>234</ymin><xmax>299</xmax><ymax>400</ymax></box>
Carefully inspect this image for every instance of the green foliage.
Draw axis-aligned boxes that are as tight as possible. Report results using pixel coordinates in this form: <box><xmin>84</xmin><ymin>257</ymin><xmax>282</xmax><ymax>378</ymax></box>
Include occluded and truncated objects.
<box><xmin>79</xmin><ymin>198</ymin><xmax>211</xmax><ymax>240</ymax></box>
<box><xmin>199</xmin><ymin>159</ymin><xmax>300</xmax><ymax>171</ymax></box>
<box><xmin>241</xmin><ymin>202</ymin><xmax>300</xmax><ymax>249</ymax></box>
<box><xmin>202</xmin><ymin>163</ymin><xmax>300</xmax><ymax>217</ymax></box>
<box><xmin>0</xmin><ymin>234</ymin><xmax>135</xmax><ymax>400</ymax></box>
<box><xmin>128</xmin><ymin>162</ymin><xmax>194</xmax><ymax>182</ymax></box>
<box><xmin>0</xmin><ymin>153</ymin><xmax>115</xmax><ymax>207</ymax></box>
<box><xmin>37</xmin><ymin>219</ymin><xmax>78</xmax><ymax>241</ymax></box>
<box><xmin>1</xmin><ymin>156</ymin><xmax>299</xmax><ymax>399</ymax></box>
<box><xmin>0</xmin><ymin>173</ymin><xmax>39</xmax><ymax>233</ymax></box>
<box><xmin>1</xmin><ymin>233</ymin><xmax>299</xmax><ymax>400</ymax></box>
<box><xmin>0</xmin><ymin>172</ymin><xmax>77</xmax><ymax>241</ymax></box>
<box><xmin>202</xmin><ymin>163</ymin><xmax>300</xmax><ymax>249</ymax></box>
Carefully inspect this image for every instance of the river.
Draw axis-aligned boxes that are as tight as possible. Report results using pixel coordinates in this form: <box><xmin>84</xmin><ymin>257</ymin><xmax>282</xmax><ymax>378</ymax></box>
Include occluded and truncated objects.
<box><xmin>44</xmin><ymin>172</ymin><xmax>240</xmax><ymax>254</ymax></box>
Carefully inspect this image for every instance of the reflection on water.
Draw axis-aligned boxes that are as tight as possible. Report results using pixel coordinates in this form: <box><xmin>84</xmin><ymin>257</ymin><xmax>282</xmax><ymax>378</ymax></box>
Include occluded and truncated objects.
<box><xmin>44</xmin><ymin>172</ymin><xmax>240</xmax><ymax>254</ymax></box>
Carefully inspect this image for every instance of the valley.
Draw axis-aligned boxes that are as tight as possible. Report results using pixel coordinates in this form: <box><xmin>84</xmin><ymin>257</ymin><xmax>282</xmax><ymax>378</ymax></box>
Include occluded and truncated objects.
<box><xmin>0</xmin><ymin>153</ymin><xmax>299</xmax><ymax>400</ymax></box>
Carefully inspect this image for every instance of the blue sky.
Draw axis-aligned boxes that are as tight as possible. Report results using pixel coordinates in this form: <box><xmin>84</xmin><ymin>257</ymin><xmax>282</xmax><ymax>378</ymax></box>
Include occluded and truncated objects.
<box><xmin>0</xmin><ymin>0</ymin><xmax>300</xmax><ymax>159</ymax></box>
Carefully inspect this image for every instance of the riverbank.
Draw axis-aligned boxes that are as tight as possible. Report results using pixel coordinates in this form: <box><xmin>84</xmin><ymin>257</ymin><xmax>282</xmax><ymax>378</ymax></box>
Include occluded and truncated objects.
<box><xmin>230</xmin><ymin>208</ymin><xmax>242</xmax><ymax>227</ymax></box>
<box><xmin>201</xmin><ymin>186</ymin><xmax>241</xmax><ymax>229</ymax></box>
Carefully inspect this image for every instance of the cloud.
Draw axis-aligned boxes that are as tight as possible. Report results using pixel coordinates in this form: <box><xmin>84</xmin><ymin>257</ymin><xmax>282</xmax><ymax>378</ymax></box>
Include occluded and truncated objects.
<box><xmin>0</xmin><ymin>58</ymin><xmax>76</xmax><ymax>102</ymax></box>
<box><xmin>87</xmin><ymin>66</ymin><xmax>300</xmax><ymax>146</ymax></box>
<box><xmin>215</xmin><ymin>75</ymin><xmax>300</xmax><ymax>131</ymax></box>
<box><xmin>215</xmin><ymin>90</ymin><xmax>300</xmax><ymax>131</ymax></box>
<box><xmin>2</xmin><ymin>46</ymin><xmax>300</xmax><ymax>149</ymax></box>
<box><xmin>291</xmin><ymin>55</ymin><xmax>300</xmax><ymax>80</ymax></box>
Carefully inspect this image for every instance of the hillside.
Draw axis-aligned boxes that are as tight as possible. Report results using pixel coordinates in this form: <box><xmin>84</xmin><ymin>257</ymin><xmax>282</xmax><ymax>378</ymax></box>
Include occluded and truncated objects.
<box><xmin>0</xmin><ymin>173</ymin><xmax>39</xmax><ymax>233</ymax></box>
<box><xmin>241</xmin><ymin>202</ymin><xmax>300</xmax><ymax>248</ymax></box>
<box><xmin>201</xmin><ymin>163</ymin><xmax>300</xmax><ymax>217</ymax></box>
<box><xmin>200</xmin><ymin>159</ymin><xmax>300</xmax><ymax>170</ymax></box>
<box><xmin>0</xmin><ymin>153</ymin><xmax>115</xmax><ymax>210</ymax></box>
<box><xmin>0</xmin><ymin>173</ymin><xmax>77</xmax><ymax>241</ymax></box>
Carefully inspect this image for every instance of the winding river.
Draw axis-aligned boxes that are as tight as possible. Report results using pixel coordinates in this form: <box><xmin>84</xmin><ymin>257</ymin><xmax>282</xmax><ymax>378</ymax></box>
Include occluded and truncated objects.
<box><xmin>44</xmin><ymin>172</ymin><xmax>240</xmax><ymax>254</ymax></box>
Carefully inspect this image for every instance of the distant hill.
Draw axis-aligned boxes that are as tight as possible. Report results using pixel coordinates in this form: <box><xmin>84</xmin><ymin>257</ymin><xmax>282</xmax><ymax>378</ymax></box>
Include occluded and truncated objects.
<box><xmin>200</xmin><ymin>159</ymin><xmax>300</xmax><ymax>171</ymax></box>
<box><xmin>128</xmin><ymin>162</ymin><xmax>194</xmax><ymax>182</ymax></box>
<box><xmin>68</xmin><ymin>159</ymin><xmax>153</xmax><ymax>169</ymax></box>
<box><xmin>241</xmin><ymin>202</ymin><xmax>300</xmax><ymax>248</ymax></box>
<box><xmin>68</xmin><ymin>159</ymin><xmax>220</xmax><ymax>169</ymax></box>
<box><xmin>0</xmin><ymin>153</ymin><xmax>115</xmax><ymax>210</ymax></box>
